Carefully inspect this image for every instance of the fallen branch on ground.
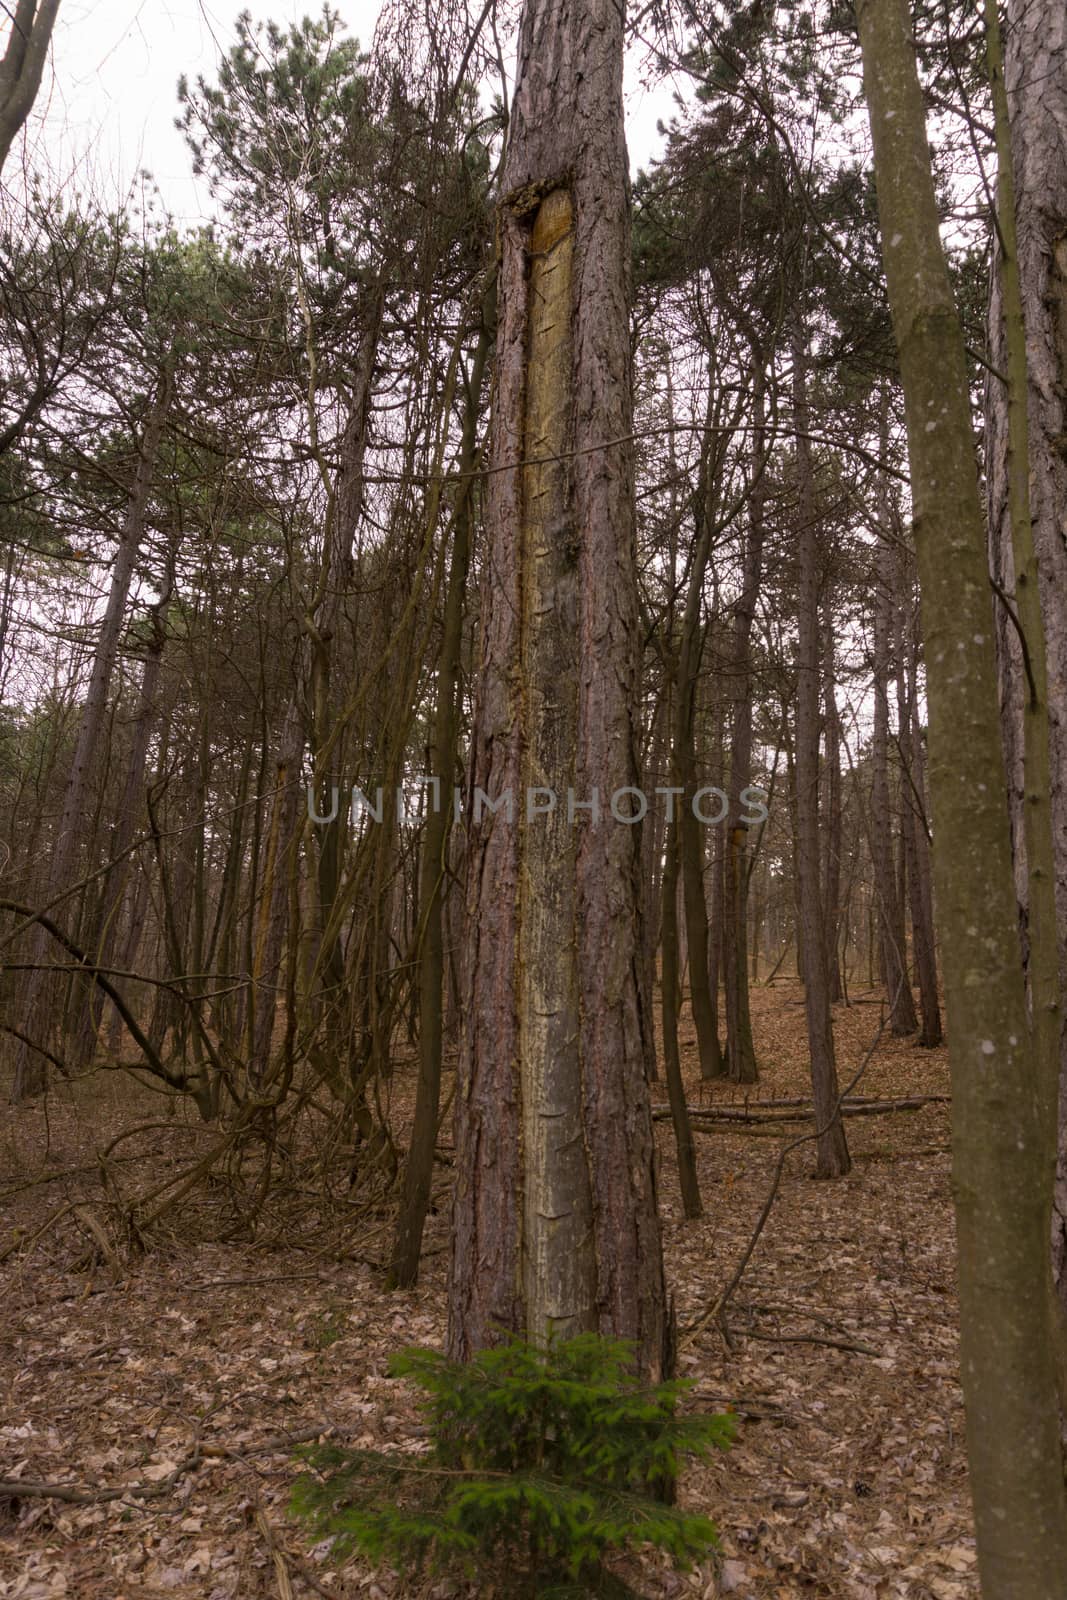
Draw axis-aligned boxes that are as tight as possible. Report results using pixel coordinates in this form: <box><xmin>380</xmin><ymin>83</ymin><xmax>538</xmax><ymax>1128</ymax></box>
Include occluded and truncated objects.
<box><xmin>653</xmin><ymin>1094</ymin><xmax>947</xmax><ymax>1125</ymax></box>
<box><xmin>0</xmin><ymin>1424</ymin><xmax>331</xmax><ymax>1504</ymax></box>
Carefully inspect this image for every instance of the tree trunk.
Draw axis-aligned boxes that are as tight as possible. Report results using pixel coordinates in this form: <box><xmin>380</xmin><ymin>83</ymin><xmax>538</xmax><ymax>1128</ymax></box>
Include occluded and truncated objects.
<box><xmin>660</xmin><ymin>813</ymin><xmax>703</xmax><ymax>1218</ymax></box>
<box><xmin>870</xmin><ymin>417</ymin><xmax>918</xmax><ymax>1035</ymax></box>
<box><xmin>821</xmin><ymin>610</ymin><xmax>844</xmax><ymax>1005</ymax></box>
<box><xmin>895</xmin><ymin>550</ymin><xmax>942</xmax><ymax>1047</ymax></box>
<box><xmin>248</xmin><ymin>296</ymin><xmax>382</xmax><ymax>1088</ymax></box>
<box><xmin>985</xmin><ymin>0</ymin><xmax>1067</xmax><ymax>1318</ymax></box>
<box><xmin>448</xmin><ymin>0</ymin><xmax>668</xmax><ymax>1376</ymax></box>
<box><xmin>389</xmin><ymin>316</ymin><xmax>490</xmax><ymax>1288</ymax></box>
<box><xmin>858</xmin><ymin>0</ymin><xmax>1067</xmax><ymax>1586</ymax></box>
<box><xmin>0</xmin><ymin>0</ymin><xmax>61</xmax><ymax>172</ymax></box>
<box><xmin>11</xmin><ymin>370</ymin><xmax>171</xmax><ymax>1100</ymax></box>
<box><xmin>704</xmin><ymin>687</ymin><xmax>727</xmax><ymax>1076</ymax></box>
<box><xmin>790</xmin><ymin>319</ymin><xmax>850</xmax><ymax>1178</ymax></box>
<box><xmin>723</xmin><ymin>359</ymin><xmax>765</xmax><ymax>1081</ymax></box>
<box><xmin>71</xmin><ymin>619</ymin><xmax>166</xmax><ymax>1072</ymax></box>
<box><xmin>670</xmin><ymin>379</ymin><xmax>724</xmax><ymax>1082</ymax></box>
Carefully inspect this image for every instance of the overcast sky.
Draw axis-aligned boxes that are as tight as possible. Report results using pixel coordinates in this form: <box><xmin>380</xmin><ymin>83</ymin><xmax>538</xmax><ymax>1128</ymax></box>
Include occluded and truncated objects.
<box><xmin>11</xmin><ymin>0</ymin><xmax>680</xmax><ymax>224</ymax></box>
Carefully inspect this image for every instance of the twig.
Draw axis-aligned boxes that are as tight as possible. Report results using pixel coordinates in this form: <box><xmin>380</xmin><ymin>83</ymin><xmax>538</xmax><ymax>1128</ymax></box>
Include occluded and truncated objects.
<box><xmin>256</xmin><ymin>1507</ymin><xmax>295</xmax><ymax>1600</ymax></box>
<box><xmin>187</xmin><ymin>1271</ymin><xmax>328</xmax><ymax>1292</ymax></box>
<box><xmin>0</xmin><ymin>1202</ymin><xmax>74</xmax><ymax>1265</ymax></box>
<box><xmin>741</xmin><ymin>1329</ymin><xmax>880</xmax><ymax>1357</ymax></box>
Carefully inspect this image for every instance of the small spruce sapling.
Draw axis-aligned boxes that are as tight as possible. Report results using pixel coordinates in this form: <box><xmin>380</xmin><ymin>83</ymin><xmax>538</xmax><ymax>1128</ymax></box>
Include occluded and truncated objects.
<box><xmin>291</xmin><ymin>1332</ymin><xmax>734</xmax><ymax>1598</ymax></box>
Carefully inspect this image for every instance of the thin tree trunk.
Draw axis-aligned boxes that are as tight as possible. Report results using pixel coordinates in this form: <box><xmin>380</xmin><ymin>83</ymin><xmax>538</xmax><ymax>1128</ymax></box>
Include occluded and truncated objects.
<box><xmin>11</xmin><ymin>370</ymin><xmax>171</xmax><ymax>1100</ymax></box>
<box><xmin>673</xmin><ymin>381</ymin><xmax>724</xmax><ymax>1081</ymax></box>
<box><xmin>660</xmin><ymin>814</ymin><xmax>703</xmax><ymax>1218</ymax></box>
<box><xmin>821</xmin><ymin>612</ymin><xmax>844</xmax><ymax>1004</ymax></box>
<box><xmin>871</xmin><ymin>408</ymin><xmax>918</xmax><ymax>1035</ymax></box>
<box><xmin>723</xmin><ymin>359</ymin><xmax>765</xmax><ymax>1081</ymax></box>
<box><xmin>895</xmin><ymin>551</ymin><xmax>942</xmax><ymax>1047</ymax></box>
<box><xmin>790</xmin><ymin>318</ymin><xmax>850</xmax><ymax>1178</ymax></box>
<box><xmin>704</xmin><ymin>686</ymin><xmax>727</xmax><ymax>1075</ymax></box>
<box><xmin>249</xmin><ymin>297</ymin><xmax>382</xmax><ymax>1088</ymax></box>
<box><xmin>389</xmin><ymin>316</ymin><xmax>490</xmax><ymax>1288</ymax></box>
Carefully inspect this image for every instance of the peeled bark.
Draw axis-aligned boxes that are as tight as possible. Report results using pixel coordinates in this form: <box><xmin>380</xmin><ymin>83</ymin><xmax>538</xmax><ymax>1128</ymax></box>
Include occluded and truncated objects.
<box><xmin>448</xmin><ymin>0</ymin><xmax>668</xmax><ymax>1376</ymax></box>
<box><xmin>858</xmin><ymin>0</ymin><xmax>1067</xmax><ymax>1586</ymax></box>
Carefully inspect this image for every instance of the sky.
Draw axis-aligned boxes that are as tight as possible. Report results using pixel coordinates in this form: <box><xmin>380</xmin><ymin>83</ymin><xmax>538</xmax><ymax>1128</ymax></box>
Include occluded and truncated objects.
<box><xmin>11</xmin><ymin>0</ymin><xmax>682</xmax><ymax>225</ymax></box>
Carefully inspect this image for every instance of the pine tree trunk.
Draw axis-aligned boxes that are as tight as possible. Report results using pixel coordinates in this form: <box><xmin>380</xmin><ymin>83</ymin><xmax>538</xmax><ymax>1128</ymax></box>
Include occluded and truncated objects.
<box><xmin>448</xmin><ymin>0</ymin><xmax>668</xmax><ymax>1375</ymax></box>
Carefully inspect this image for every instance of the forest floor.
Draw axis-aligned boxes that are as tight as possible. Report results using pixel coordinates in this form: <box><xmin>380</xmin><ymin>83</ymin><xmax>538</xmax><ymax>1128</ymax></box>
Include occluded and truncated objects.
<box><xmin>0</xmin><ymin>981</ymin><xmax>972</xmax><ymax>1600</ymax></box>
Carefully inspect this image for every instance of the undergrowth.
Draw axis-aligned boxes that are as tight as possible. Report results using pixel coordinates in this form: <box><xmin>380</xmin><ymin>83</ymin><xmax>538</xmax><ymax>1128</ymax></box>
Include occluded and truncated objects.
<box><xmin>291</xmin><ymin>1331</ymin><xmax>734</xmax><ymax>1598</ymax></box>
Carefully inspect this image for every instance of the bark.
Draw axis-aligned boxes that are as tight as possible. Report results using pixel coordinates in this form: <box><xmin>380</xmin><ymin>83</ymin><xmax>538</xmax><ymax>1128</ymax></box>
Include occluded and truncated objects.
<box><xmin>985</xmin><ymin>0</ymin><xmax>1067</xmax><ymax>1315</ymax></box>
<box><xmin>790</xmin><ymin>319</ymin><xmax>850</xmax><ymax>1178</ymax></box>
<box><xmin>858</xmin><ymin>0</ymin><xmax>1067</xmax><ymax>1587</ymax></box>
<box><xmin>448</xmin><ymin>0</ymin><xmax>668</xmax><ymax>1376</ymax></box>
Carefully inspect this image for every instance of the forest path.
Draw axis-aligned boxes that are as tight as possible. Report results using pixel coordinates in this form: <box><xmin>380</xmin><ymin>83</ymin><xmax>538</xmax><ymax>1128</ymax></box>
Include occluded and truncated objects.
<box><xmin>0</xmin><ymin>981</ymin><xmax>968</xmax><ymax>1599</ymax></box>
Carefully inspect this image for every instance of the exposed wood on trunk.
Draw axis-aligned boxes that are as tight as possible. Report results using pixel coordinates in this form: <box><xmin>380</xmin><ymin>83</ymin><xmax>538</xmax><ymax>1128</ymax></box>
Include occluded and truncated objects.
<box><xmin>449</xmin><ymin>0</ymin><xmax>668</xmax><ymax>1376</ymax></box>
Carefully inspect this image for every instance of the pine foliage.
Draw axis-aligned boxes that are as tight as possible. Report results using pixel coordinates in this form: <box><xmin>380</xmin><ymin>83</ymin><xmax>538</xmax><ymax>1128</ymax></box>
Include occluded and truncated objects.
<box><xmin>291</xmin><ymin>1333</ymin><xmax>734</xmax><ymax>1597</ymax></box>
